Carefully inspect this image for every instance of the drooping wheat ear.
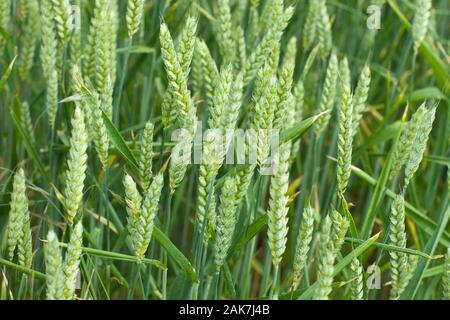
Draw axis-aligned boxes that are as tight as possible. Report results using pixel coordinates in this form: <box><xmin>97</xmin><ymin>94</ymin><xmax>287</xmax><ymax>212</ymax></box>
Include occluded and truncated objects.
<box><xmin>20</xmin><ymin>102</ymin><xmax>35</xmax><ymax>144</ymax></box>
<box><xmin>352</xmin><ymin>64</ymin><xmax>371</xmax><ymax>136</ymax></box>
<box><xmin>317</xmin><ymin>0</ymin><xmax>332</xmax><ymax>59</ymax></box>
<box><xmin>337</xmin><ymin>57</ymin><xmax>354</xmax><ymax>194</ymax></box>
<box><xmin>331</xmin><ymin>209</ymin><xmax>349</xmax><ymax>254</ymax></box>
<box><xmin>314</xmin><ymin>215</ymin><xmax>336</xmax><ymax>300</ymax></box>
<box><xmin>139</xmin><ymin>121</ymin><xmax>154</xmax><ymax>190</ymax></box>
<box><xmin>247</xmin><ymin>0</ymin><xmax>260</xmax><ymax>51</ymax></box>
<box><xmin>390</xmin><ymin>104</ymin><xmax>427</xmax><ymax>180</ymax></box>
<box><xmin>314</xmin><ymin>53</ymin><xmax>338</xmax><ymax>136</ymax></box>
<box><xmin>7</xmin><ymin>169</ymin><xmax>28</xmax><ymax>259</ymax></box>
<box><xmin>0</xmin><ymin>0</ymin><xmax>11</xmax><ymax>49</ymax></box>
<box><xmin>412</xmin><ymin>0</ymin><xmax>432</xmax><ymax>52</ymax></box>
<box><xmin>233</xmin><ymin>26</ymin><xmax>247</xmax><ymax>71</ymax></box>
<box><xmin>303</xmin><ymin>0</ymin><xmax>320</xmax><ymax>50</ymax></box>
<box><xmin>443</xmin><ymin>247</ymin><xmax>450</xmax><ymax>300</ymax></box>
<box><xmin>126</xmin><ymin>0</ymin><xmax>145</xmax><ymax>38</ymax></box>
<box><xmin>45</xmin><ymin>231</ymin><xmax>65</xmax><ymax>300</ymax></box>
<box><xmin>267</xmin><ymin>135</ymin><xmax>292</xmax><ymax>266</ymax></box>
<box><xmin>134</xmin><ymin>173</ymin><xmax>164</xmax><ymax>260</ymax></box>
<box><xmin>41</xmin><ymin>0</ymin><xmax>59</xmax><ymax>128</ymax></box>
<box><xmin>214</xmin><ymin>176</ymin><xmax>240</xmax><ymax>270</ymax></box>
<box><xmin>243</xmin><ymin>2</ymin><xmax>294</xmax><ymax>85</ymax></box>
<box><xmin>64</xmin><ymin>106</ymin><xmax>88</xmax><ymax>226</ymax></box>
<box><xmin>63</xmin><ymin>221</ymin><xmax>83</xmax><ymax>300</ymax></box>
<box><xmin>195</xmin><ymin>39</ymin><xmax>219</xmax><ymax>112</ymax></box>
<box><xmin>403</xmin><ymin>104</ymin><xmax>436</xmax><ymax>188</ymax></box>
<box><xmin>124</xmin><ymin>174</ymin><xmax>143</xmax><ymax>252</ymax></box>
<box><xmin>51</xmin><ymin>0</ymin><xmax>74</xmax><ymax>48</ymax></box>
<box><xmin>292</xmin><ymin>205</ymin><xmax>315</xmax><ymax>288</ymax></box>
<box><xmin>215</xmin><ymin>0</ymin><xmax>236</xmax><ymax>66</ymax></box>
<box><xmin>18</xmin><ymin>0</ymin><xmax>39</xmax><ymax>79</ymax></box>
<box><xmin>389</xmin><ymin>193</ymin><xmax>409</xmax><ymax>299</ymax></box>
<box><xmin>349</xmin><ymin>257</ymin><xmax>364</xmax><ymax>300</ymax></box>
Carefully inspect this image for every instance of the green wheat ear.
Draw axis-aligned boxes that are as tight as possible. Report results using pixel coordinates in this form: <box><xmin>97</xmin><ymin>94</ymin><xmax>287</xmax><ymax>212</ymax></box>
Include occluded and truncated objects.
<box><xmin>214</xmin><ymin>176</ymin><xmax>240</xmax><ymax>270</ymax></box>
<box><xmin>45</xmin><ymin>230</ymin><xmax>65</xmax><ymax>300</ymax></box>
<box><xmin>63</xmin><ymin>221</ymin><xmax>83</xmax><ymax>300</ymax></box>
<box><xmin>412</xmin><ymin>0</ymin><xmax>432</xmax><ymax>52</ymax></box>
<box><xmin>349</xmin><ymin>257</ymin><xmax>364</xmax><ymax>300</ymax></box>
<box><xmin>292</xmin><ymin>205</ymin><xmax>315</xmax><ymax>288</ymax></box>
<box><xmin>337</xmin><ymin>57</ymin><xmax>354</xmax><ymax>194</ymax></box>
<box><xmin>126</xmin><ymin>0</ymin><xmax>145</xmax><ymax>38</ymax></box>
<box><xmin>314</xmin><ymin>215</ymin><xmax>335</xmax><ymax>300</ymax></box>
<box><xmin>64</xmin><ymin>106</ymin><xmax>88</xmax><ymax>226</ymax></box>
<box><xmin>7</xmin><ymin>169</ymin><xmax>28</xmax><ymax>260</ymax></box>
<box><xmin>139</xmin><ymin>121</ymin><xmax>154</xmax><ymax>191</ymax></box>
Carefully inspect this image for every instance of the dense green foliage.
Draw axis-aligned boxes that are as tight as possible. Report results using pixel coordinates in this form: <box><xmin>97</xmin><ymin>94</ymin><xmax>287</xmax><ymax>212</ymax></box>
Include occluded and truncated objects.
<box><xmin>0</xmin><ymin>0</ymin><xmax>449</xmax><ymax>300</ymax></box>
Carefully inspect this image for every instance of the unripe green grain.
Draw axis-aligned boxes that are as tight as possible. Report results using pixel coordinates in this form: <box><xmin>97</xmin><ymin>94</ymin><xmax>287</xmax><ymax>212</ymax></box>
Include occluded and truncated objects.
<box><xmin>389</xmin><ymin>193</ymin><xmax>409</xmax><ymax>299</ymax></box>
<box><xmin>350</xmin><ymin>257</ymin><xmax>364</xmax><ymax>300</ymax></box>
<box><xmin>390</xmin><ymin>104</ymin><xmax>428</xmax><ymax>180</ymax></box>
<box><xmin>135</xmin><ymin>173</ymin><xmax>164</xmax><ymax>260</ymax></box>
<box><xmin>292</xmin><ymin>206</ymin><xmax>315</xmax><ymax>288</ymax></box>
<box><xmin>314</xmin><ymin>53</ymin><xmax>338</xmax><ymax>136</ymax></box>
<box><xmin>64</xmin><ymin>106</ymin><xmax>88</xmax><ymax>226</ymax></box>
<box><xmin>63</xmin><ymin>221</ymin><xmax>83</xmax><ymax>300</ymax></box>
<box><xmin>7</xmin><ymin>169</ymin><xmax>28</xmax><ymax>259</ymax></box>
<box><xmin>45</xmin><ymin>231</ymin><xmax>65</xmax><ymax>300</ymax></box>
<box><xmin>126</xmin><ymin>0</ymin><xmax>145</xmax><ymax>38</ymax></box>
<box><xmin>139</xmin><ymin>121</ymin><xmax>154</xmax><ymax>190</ymax></box>
<box><xmin>317</xmin><ymin>0</ymin><xmax>332</xmax><ymax>59</ymax></box>
<box><xmin>18</xmin><ymin>0</ymin><xmax>39</xmax><ymax>79</ymax></box>
<box><xmin>337</xmin><ymin>58</ymin><xmax>354</xmax><ymax>194</ymax></box>
<box><xmin>412</xmin><ymin>0</ymin><xmax>432</xmax><ymax>52</ymax></box>
<box><xmin>51</xmin><ymin>0</ymin><xmax>73</xmax><ymax>48</ymax></box>
<box><xmin>352</xmin><ymin>64</ymin><xmax>371</xmax><ymax>135</ymax></box>
<box><xmin>314</xmin><ymin>215</ymin><xmax>335</xmax><ymax>300</ymax></box>
<box><xmin>403</xmin><ymin>105</ymin><xmax>436</xmax><ymax>188</ymax></box>
<box><xmin>214</xmin><ymin>177</ymin><xmax>240</xmax><ymax>270</ymax></box>
<box><xmin>215</xmin><ymin>0</ymin><xmax>236</xmax><ymax>66</ymax></box>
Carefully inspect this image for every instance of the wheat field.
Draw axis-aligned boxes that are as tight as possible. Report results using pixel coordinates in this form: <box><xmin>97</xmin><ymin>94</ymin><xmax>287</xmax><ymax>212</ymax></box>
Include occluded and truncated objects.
<box><xmin>0</xmin><ymin>0</ymin><xmax>449</xmax><ymax>301</ymax></box>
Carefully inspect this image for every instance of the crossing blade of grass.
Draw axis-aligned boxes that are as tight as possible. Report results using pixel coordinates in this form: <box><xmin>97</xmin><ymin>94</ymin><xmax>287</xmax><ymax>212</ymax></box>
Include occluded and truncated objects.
<box><xmin>56</xmin><ymin>242</ymin><xmax>165</xmax><ymax>268</ymax></box>
<box><xmin>0</xmin><ymin>257</ymin><xmax>46</xmax><ymax>281</ymax></box>
<box><xmin>101</xmin><ymin>109</ymin><xmax>140</xmax><ymax>173</ymax></box>
<box><xmin>0</xmin><ymin>56</ymin><xmax>16</xmax><ymax>92</ymax></box>
<box><xmin>280</xmin><ymin>111</ymin><xmax>329</xmax><ymax>144</ymax></box>
<box><xmin>152</xmin><ymin>227</ymin><xmax>198</xmax><ymax>283</ymax></box>
<box><xmin>344</xmin><ymin>237</ymin><xmax>441</xmax><ymax>260</ymax></box>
